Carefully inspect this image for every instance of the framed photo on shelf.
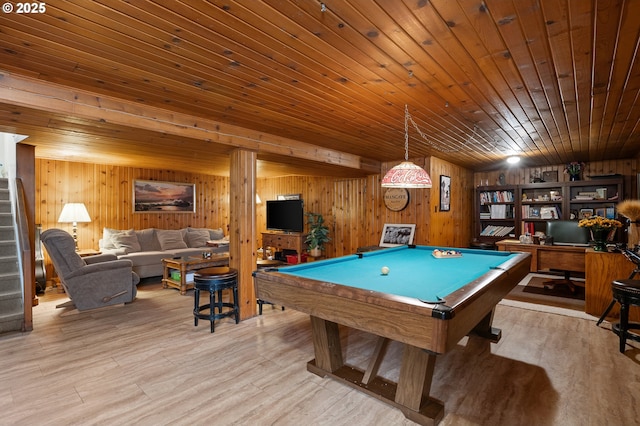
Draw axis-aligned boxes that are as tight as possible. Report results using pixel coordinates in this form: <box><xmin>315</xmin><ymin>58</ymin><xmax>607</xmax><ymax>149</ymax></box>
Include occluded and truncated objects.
<box><xmin>134</xmin><ymin>180</ymin><xmax>195</xmax><ymax>213</ymax></box>
<box><xmin>540</xmin><ymin>207</ymin><xmax>559</xmax><ymax>220</ymax></box>
<box><xmin>440</xmin><ymin>175</ymin><xmax>451</xmax><ymax>212</ymax></box>
<box><xmin>595</xmin><ymin>207</ymin><xmax>606</xmax><ymax>217</ymax></box>
<box><xmin>530</xmin><ymin>207</ymin><xmax>541</xmax><ymax>218</ymax></box>
<box><xmin>580</xmin><ymin>208</ymin><xmax>594</xmax><ymax>219</ymax></box>
<box><xmin>379</xmin><ymin>224</ymin><xmax>416</xmax><ymax>247</ymax></box>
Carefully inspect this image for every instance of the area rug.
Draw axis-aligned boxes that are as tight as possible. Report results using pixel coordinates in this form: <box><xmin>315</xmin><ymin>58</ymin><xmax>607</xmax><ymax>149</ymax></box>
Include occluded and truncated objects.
<box><xmin>522</xmin><ymin>276</ymin><xmax>585</xmax><ymax>300</ymax></box>
<box><xmin>503</xmin><ymin>273</ymin><xmax>589</xmax><ymax>316</ymax></box>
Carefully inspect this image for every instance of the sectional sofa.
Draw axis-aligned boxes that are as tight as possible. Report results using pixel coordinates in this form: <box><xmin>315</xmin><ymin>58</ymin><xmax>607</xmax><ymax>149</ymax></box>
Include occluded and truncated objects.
<box><xmin>99</xmin><ymin>227</ymin><xmax>228</xmax><ymax>278</ymax></box>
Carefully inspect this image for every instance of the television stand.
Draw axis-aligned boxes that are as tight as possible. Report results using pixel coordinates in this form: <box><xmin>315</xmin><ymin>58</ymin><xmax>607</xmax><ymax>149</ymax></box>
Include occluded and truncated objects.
<box><xmin>262</xmin><ymin>232</ymin><xmax>308</xmax><ymax>263</ymax></box>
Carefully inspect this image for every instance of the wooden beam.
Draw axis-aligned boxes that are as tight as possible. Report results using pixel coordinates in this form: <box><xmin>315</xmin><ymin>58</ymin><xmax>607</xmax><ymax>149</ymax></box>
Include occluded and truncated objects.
<box><xmin>0</xmin><ymin>72</ymin><xmax>380</xmax><ymax>174</ymax></box>
<box><xmin>229</xmin><ymin>149</ymin><xmax>258</xmax><ymax>319</ymax></box>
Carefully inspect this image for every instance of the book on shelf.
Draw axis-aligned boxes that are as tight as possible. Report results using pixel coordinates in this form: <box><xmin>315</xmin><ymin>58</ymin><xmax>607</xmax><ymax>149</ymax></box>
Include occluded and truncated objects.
<box><xmin>490</xmin><ymin>204</ymin><xmax>507</xmax><ymax>219</ymax></box>
<box><xmin>521</xmin><ymin>222</ymin><xmax>536</xmax><ymax>235</ymax></box>
<box><xmin>479</xmin><ymin>190</ymin><xmax>514</xmax><ymax>204</ymax></box>
<box><xmin>480</xmin><ymin>225</ymin><xmax>515</xmax><ymax>237</ymax></box>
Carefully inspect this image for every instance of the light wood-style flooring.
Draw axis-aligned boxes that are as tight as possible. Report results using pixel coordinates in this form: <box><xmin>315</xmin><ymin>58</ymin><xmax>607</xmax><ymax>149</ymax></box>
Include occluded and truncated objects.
<box><xmin>1</xmin><ymin>278</ymin><xmax>638</xmax><ymax>426</ymax></box>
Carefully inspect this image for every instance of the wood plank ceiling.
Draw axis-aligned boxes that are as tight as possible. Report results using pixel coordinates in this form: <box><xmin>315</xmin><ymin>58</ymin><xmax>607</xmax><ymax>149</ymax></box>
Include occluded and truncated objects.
<box><xmin>0</xmin><ymin>0</ymin><xmax>639</xmax><ymax>177</ymax></box>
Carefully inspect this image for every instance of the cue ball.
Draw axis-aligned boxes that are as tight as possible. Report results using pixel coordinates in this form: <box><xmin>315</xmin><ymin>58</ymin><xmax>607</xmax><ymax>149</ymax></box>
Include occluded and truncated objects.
<box><xmin>381</xmin><ymin>266</ymin><xmax>390</xmax><ymax>275</ymax></box>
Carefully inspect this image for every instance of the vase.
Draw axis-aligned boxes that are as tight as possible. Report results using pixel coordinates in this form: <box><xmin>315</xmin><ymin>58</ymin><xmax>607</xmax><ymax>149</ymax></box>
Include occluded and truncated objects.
<box><xmin>569</xmin><ymin>173</ymin><xmax>580</xmax><ymax>181</ymax></box>
<box><xmin>591</xmin><ymin>228</ymin><xmax>611</xmax><ymax>251</ymax></box>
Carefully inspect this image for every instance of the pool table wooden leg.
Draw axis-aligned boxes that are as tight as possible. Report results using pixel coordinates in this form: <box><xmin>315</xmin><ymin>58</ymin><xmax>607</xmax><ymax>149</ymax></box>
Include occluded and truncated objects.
<box><xmin>308</xmin><ymin>315</ymin><xmax>344</xmax><ymax>372</ymax></box>
<box><xmin>395</xmin><ymin>344</ymin><xmax>444</xmax><ymax>425</ymax></box>
<box><xmin>470</xmin><ymin>308</ymin><xmax>502</xmax><ymax>342</ymax></box>
<box><xmin>306</xmin><ymin>316</ymin><xmax>444</xmax><ymax>426</ymax></box>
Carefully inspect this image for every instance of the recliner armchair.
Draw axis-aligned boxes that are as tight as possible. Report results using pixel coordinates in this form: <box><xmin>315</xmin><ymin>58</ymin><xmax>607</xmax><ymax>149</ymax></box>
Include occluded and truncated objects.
<box><xmin>41</xmin><ymin>228</ymin><xmax>140</xmax><ymax>311</ymax></box>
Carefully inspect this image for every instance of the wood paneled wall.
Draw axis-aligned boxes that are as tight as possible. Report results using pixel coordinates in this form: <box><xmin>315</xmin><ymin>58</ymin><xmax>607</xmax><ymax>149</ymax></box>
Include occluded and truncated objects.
<box><xmin>256</xmin><ymin>156</ymin><xmax>474</xmax><ymax>258</ymax></box>
<box><xmin>36</xmin><ymin>159</ymin><xmax>230</xmax><ymax>276</ymax></box>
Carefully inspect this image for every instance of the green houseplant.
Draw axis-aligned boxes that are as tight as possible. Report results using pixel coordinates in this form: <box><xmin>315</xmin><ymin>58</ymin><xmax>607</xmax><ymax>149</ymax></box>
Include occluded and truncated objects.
<box><xmin>305</xmin><ymin>212</ymin><xmax>330</xmax><ymax>257</ymax></box>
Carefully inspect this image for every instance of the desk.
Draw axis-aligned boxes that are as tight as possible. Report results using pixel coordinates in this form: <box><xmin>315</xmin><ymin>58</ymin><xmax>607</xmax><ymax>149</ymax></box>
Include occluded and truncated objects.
<box><xmin>254</xmin><ymin>245</ymin><xmax>530</xmax><ymax>425</ymax></box>
<box><xmin>496</xmin><ymin>239</ymin><xmax>585</xmax><ymax>274</ymax></box>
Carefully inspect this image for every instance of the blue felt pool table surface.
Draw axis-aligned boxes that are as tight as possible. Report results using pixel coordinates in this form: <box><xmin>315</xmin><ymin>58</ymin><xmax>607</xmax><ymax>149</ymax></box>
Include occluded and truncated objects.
<box><xmin>277</xmin><ymin>245</ymin><xmax>519</xmax><ymax>303</ymax></box>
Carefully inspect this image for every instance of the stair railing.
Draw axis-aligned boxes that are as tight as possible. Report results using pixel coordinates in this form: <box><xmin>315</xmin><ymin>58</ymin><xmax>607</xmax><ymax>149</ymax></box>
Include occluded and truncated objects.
<box><xmin>15</xmin><ymin>178</ymin><xmax>34</xmax><ymax>330</ymax></box>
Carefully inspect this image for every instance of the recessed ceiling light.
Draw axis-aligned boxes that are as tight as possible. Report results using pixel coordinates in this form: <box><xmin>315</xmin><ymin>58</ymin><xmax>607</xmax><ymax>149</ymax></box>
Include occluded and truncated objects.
<box><xmin>507</xmin><ymin>156</ymin><xmax>521</xmax><ymax>164</ymax></box>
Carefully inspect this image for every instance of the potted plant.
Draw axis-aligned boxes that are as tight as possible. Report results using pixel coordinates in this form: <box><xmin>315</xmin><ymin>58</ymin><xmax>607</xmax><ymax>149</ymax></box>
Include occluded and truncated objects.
<box><xmin>305</xmin><ymin>212</ymin><xmax>330</xmax><ymax>257</ymax></box>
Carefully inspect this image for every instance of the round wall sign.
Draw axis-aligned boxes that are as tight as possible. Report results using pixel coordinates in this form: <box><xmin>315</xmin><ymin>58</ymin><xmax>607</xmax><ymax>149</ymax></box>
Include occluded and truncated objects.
<box><xmin>383</xmin><ymin>188</ymin><xmax>410</xmax><ymax>211</ymax></box>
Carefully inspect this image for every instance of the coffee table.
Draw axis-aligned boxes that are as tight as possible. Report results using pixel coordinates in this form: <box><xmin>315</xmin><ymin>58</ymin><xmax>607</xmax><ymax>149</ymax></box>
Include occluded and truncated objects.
<box><xmin>162</xmin><ymin>254</ymin><xmax>229</xmax><ymax>295</ymax></box>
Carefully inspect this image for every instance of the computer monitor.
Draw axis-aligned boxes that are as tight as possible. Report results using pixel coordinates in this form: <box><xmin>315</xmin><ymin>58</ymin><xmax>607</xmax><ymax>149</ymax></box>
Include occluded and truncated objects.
<box><xmin>546</xmin><ymin>220</ymin><xmax>590</xmax><ymax>246</ymax></box>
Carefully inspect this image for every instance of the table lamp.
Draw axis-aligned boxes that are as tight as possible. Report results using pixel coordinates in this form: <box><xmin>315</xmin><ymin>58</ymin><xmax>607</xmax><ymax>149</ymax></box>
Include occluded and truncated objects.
<box><xmin>58</xmin><ymin>203</ymin><xmax>91</xmax><ymax>251</ymax></box>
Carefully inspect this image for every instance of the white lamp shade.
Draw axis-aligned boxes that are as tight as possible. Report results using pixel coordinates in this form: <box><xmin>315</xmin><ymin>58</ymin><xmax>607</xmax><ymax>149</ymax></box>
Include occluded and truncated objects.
<box><xmin>381</xmin><ymin>161</ymin><xmax>433</xmax><ymax>188</ymax></box>
<box><xmin>58</xmin><ymin>203</ymin><xmax>91</xmax><ymax>223</ymax></box>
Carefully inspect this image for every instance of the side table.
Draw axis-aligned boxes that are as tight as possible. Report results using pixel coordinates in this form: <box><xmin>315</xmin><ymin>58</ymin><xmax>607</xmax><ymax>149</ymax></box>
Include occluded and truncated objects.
<box><xmin>162</xmin><ymin>254</ymin><xmax>229</xmax><ymax>295</ymax></box>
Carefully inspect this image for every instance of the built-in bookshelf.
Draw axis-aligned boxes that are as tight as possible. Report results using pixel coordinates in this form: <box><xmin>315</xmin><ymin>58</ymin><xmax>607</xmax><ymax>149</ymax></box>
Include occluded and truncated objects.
<box><xmin>519</xmin><ymin>182</ymin><xmax>565</xmax><ymax>236</ymax></box>
<box><xmin>475</xmin><ymin>178</ymin><xmax>624</xmax><ymax>244</ymax></box>
<box><xmin>476</xmin><ymin>186</ymin><xmax>517</xmax><ymax>242</ymax></box>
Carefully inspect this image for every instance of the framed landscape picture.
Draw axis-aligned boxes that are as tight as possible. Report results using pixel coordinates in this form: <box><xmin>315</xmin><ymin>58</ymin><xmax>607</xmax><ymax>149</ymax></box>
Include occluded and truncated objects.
<box><xmin>134</xmin><ymin>180</ymin><xmax>195</xmax><ymax>212</ymax></box>
<box><xmin>379</xmin><ymin>224</ymin><xmax>416</xmax><ymax>247</ymax></box>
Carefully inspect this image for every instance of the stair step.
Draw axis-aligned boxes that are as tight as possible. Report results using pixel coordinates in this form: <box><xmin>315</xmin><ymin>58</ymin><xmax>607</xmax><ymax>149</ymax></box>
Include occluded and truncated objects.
<box><xmin>0</xmin><ymin>315</ymin><xmax>24</xmax><ymax>334</ymax></box>
<box><xmin>0</xmin><ymin>225</ymin><xmax>15</xmax><ymax>241</ymax></box>
<box><xmin>0</xmin><ymin>241</ymin><xmax>16</xmax><ymax>257</ymax></box>
<box><xmin>0</xmin><ymin>201</ymin><xmax>9</xmax><ymax>214</ymax></box>
<box><xmin>0</xmin><ymin>178</ymin><xmax>7</xmax><ymax>190</ymax></box>
<box><xmin>0</xmin><ymin>273</ymin><xmax>21</xmax><ymax>292</ymax></box>
<box><xmin>0</xmin><ymin>290</ymin><xmax>23</xmax><ymax>324</ymax></box>
<box><xmin>0</xmin><ymin>255</ymin><xmax>18</xmax><ymax>272</ymax></box>
<box><xmin>0</xmin><ymin>213</ymin><xmax>12</xmax><ymax>227</ymax></box>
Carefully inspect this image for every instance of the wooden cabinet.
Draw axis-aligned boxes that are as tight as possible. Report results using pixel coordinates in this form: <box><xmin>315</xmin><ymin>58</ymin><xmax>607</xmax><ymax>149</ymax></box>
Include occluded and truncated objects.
<box><xmin>475</xmin><ymin>178</ymin><xmax>624</xmax><ymax>242</ymax></box>
<box><xmin>261</xmin><ymin>232</ymin><xmax>308</xmax><ymax>263</ymax></box>
<box><xmin>585</xmin><ymin>250</ymin><xmax>639</xmax><ymax>322</ymax></box>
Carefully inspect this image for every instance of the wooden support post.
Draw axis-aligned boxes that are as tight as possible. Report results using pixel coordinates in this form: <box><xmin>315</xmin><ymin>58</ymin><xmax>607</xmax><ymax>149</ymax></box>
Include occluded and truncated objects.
<box><xmin>229</xmin><ymin>149</ymin><xmax>258</xmax><ymax>319</ymax></box>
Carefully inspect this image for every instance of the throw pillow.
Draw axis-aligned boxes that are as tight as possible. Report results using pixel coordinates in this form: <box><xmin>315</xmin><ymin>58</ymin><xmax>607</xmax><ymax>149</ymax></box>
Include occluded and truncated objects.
<box><xmin>209</xmin><ymin>228</ymin><xmax>225</xmax><ymax>240</ymax></box>
<box><xmin>156</xmin><ymin>229</ymin><xmax>188</xmax><ymax>250</ymax></box>
<box><xmin>186</xmin><ymin>229</ymin><xmax>210</xmax><ymax>248</ymax></box>
<box><xmin>111</xmin><ymin>232</ymin><xmax>141</xmax><ymax>254</ymax></box>
<box><xmin>102</xmin><ymin>227</ymin><xmax>133</xmax><ymax>250</ymax></box>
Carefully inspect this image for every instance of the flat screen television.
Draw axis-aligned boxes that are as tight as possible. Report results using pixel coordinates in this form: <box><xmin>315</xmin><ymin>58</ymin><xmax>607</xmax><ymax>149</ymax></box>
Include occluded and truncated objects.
<box><xmin>266</xmin><ymin>199</ymin><xmax>304</xmax><ymax>233</ymax></box>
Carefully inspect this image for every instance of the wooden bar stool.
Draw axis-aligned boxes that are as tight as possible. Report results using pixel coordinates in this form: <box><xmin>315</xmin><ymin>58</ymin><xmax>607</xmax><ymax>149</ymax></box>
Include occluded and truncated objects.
<box><xmin>597</xmin><ymin>279</ymin><xmax>640</xmax><ymax>352</ymax></box>
<box><xmin>193</xmin><ymin>267</ymin><xmax>239</xmax><ymax>333</ymax></box>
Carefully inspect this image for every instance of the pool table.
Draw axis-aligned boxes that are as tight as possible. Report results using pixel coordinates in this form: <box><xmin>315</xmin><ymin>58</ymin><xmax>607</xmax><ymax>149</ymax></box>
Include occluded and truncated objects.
<box><xmin>253</xmin><ymin>245</ymin><xmax>530</xmax><ymax>425</ymax></box>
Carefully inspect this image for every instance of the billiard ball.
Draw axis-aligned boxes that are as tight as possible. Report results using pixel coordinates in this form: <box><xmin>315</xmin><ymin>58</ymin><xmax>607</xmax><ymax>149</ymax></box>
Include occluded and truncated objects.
<box><xmin>381</xmin><ymin>266</ymin><xmax>390</xmax><ymax>275</ymax></box>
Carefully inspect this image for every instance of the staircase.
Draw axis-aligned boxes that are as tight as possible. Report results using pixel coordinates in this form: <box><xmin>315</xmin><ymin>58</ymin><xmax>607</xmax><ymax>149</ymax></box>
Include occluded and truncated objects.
<box><xmin>0</xmin><ymin>178</ymin><xmax>23</xmax><ymax>333</ymax></box>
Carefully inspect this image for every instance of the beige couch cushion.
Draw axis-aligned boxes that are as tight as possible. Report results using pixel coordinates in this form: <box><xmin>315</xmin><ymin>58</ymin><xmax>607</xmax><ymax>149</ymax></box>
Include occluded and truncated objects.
<box><xmin>102</xmin><ymin>227</ymin><xmax>134</xmax><ymax>250</ymax></box>
<box><xmin>156</xmin><ymin>229</ymin><xmax>187</xmax><ymax>250</ymax></box>
<box><xmin>111</xmin><ymin>231</ymin><xmax>141</xmax><ymax>254</ymax></box>
<box><xmin>186</xmin><ymin>229</ymin><xmax>210</xmax><ymax>248</ymax></box>
<box><xmin>135</xmin><ymin>228</ymin><xmax>161</xmax><ymax>251</ymax></box>
<box><xmin>189</xmin><ymin>227</ymin><xmax>224</xmax><ymax>240</ymax></box>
